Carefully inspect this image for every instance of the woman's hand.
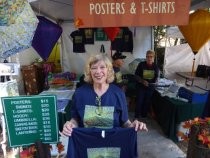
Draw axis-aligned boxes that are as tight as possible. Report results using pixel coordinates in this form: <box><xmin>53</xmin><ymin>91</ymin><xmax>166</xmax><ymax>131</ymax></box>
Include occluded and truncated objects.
<box><xmin>131</xmin><ymin>120</ymin><xmax>148</xmax><ymax>132</ymax></box>
<box><xmin>123</xmin><ymin>120</ymin><xmax>148</xmax><ymax>132</ymax></box>
<box><xmin>142</xmin><ymin>80</ymin><xmax>149</xmax><ymax>87</ymax></box>
<box><xmin>62</xmin><ymin>119</ymin><xmax>78</xmax><ymax>136</ymax></box>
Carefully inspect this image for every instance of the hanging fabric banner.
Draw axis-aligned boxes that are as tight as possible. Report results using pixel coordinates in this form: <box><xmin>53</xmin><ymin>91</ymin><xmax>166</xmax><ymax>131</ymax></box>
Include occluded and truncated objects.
<box><xmin>32</xmin><ymin>16</ymin><xmax>62</xmax><ymax>60</ymax></box>
<box><xmin>0</xmin><ymin>1</ymin><xmax>38</xmax><ymax>59</ymax></box>
<box><xmin>73</xmin><ymin>0</ymin><xmax>191</xmax><ymax>27</ymax></box>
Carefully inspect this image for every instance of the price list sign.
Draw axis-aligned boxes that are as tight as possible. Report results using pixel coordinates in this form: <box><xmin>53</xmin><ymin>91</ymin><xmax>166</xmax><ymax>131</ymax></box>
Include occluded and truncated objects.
<box><xmin>2</xmin><ymin>95</ymin><xmax>59</xmax><ymax>147</ymax></box>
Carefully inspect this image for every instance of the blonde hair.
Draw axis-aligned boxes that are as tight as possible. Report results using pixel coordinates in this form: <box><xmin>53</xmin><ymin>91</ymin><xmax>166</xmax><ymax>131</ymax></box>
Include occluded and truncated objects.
<box><xmin>84</xmin><ymin>54</ymin><xmax>115</xmax><ymax>84</ymax></box>
<box><xmin>146</xmin><ymin>50</ymin><xmax>155</xmax><ymax>57</ymax></box>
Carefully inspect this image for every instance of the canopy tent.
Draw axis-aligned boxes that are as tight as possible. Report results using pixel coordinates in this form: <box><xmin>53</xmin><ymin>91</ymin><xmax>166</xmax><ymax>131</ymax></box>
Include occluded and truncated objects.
<box><xmin>164</xmin><ymin>9</ymin><xmax>210</xmax><ymax>78</ymax></box>
<box><xmin>29</xmin><ymin>0</ymin><xmax>210</xmax><ymax>23</ymax></box>
<box><xmin>164</xmin><ymin>40</ymin><xmax>210</xmax><ymax>79</ymax></box>
<box><xmin>164</xmin><ymin>41</ymin><xmax>210</xmax><ymax>79</ymax></box>
<box><xmin>60</xmin><ymin>23</ymin><xmax>152</xmax><ymax>75</ymax></box>
<box><xmin>166</xmin><ymin>26</ymin><xmax>184</xmax><ymax>39</ymax></box>
<box><xmin>28</xmin><ymin>0</ymin><xmax>210</xmax><ymax>74</ymax></box>
<box><xmin>1</xmin><ymin>0</ymin><xmax>209</xmax><ymax>75</ymax></box>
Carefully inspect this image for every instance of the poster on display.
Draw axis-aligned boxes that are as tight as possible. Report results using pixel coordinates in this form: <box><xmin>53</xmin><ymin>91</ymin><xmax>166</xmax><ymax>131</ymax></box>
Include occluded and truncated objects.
<box><xmin>0</xmin><ymin>80</ymin><xmax>19</xmax><ymax>113</ymax></box>
<box><xmin>0</xmin><ymin>63</ymin><xmax>20</xmax><ymax>76</ymax></box>
<box><xmin>2</xmin><ymin>95</ymin><xmax>59</xmax><ymax>147</ymax></box>
<box><xmin>73</xmin><ymin>0</ymin><xmax>191</xmax><ymax>27</ymax></box>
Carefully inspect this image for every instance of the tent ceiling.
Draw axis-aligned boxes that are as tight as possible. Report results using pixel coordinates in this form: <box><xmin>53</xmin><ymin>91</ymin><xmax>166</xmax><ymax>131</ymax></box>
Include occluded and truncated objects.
<box><xmin>29</xmin><ymin>0</ymin><xmax>210</xmax><ymax>23</ymax></box>
<box><xmin>30</xmin><ymin>0</ymin><xmax>73</xmax><ymax>22</ymax></box>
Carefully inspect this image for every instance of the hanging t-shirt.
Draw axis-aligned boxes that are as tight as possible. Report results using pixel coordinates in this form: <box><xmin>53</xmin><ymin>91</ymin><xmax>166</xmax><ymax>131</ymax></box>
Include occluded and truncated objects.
<box><xmin>79</xmin><ymin>28</ymin><xmax>95</xmax><ymax>44</ymax></box>
<box><xmin>122</xmin><ymin>28</ymin><xmax>133</xmax><ymax>53</ymax></box>
<box><xmin>111</xmin><ymin>27</ymin><xmax>133</xmax><ymax>53</ymax></box>
<box><xmin>95</xmin><ymin>28</ymin><xmax>108</xmax><ymax>41</ymax></box>
<box><xmin>67</xmin><ymin>127</ymin><xmax>138</xmax><ymax>158</ymax></box>
<box><xmin>70</xmin><ymin>30</ymin><xmax>85</xmax><ymax>53</ymax></box>
<box><xmin>111</xmin><ymin>28</ymin><xmax>124</xmax><ymax>52</ymax></box>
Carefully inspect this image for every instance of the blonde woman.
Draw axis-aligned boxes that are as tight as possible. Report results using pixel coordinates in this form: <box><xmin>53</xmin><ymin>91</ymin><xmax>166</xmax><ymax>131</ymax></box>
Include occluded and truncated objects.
<box><xmin>62</xmin><ymin>54</ymin><xmax>147</xmax><ymax>136</ymax></box>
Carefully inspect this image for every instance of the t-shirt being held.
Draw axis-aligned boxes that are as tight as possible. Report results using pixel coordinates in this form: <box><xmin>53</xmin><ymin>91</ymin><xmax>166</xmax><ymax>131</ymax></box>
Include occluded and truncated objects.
<box><xmin>67</xmin><ymin>127</ymin><xmax>137</xmax><ymax>158</ymax></box>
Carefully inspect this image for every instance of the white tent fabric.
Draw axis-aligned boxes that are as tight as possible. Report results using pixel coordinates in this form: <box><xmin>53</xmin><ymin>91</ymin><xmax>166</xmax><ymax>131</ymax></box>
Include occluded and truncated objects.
<box><xmin>60</xmin><ymin>23</ymin><xmax>152</xmax><ymax>76</ymax></box>
<box><xmin>164</xmin><ymin>41</ymin><xmax>210</xmax><ymax>79</ymax></box>
<box><xmin>166</xmin><ymin>26</ymin><xmax>184</xmax><ymax>39</ymax></box>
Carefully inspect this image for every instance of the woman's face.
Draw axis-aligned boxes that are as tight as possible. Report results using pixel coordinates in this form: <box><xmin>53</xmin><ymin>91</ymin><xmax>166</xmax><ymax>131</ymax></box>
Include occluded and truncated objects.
<box><xmin>146</xmin><ymin>53</ymin><xmax>154</xmax><ymax>65</ymax></box>
<box><xmin>90</xmin><ymin>60</ymin><xmax>108</xmax><ymax>84</ymax></box>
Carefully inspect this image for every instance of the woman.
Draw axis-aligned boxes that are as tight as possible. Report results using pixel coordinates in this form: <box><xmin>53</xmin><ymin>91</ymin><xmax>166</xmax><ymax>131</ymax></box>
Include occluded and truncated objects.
<box><xmin>62</xmin><ymin>54</ymin><xmax>147</xmax><ymax>136</ymax></box>
<box><xmin>134</xmin><ymin>50</ymin><xmax>159</xmax><ymax>119</ymax></box>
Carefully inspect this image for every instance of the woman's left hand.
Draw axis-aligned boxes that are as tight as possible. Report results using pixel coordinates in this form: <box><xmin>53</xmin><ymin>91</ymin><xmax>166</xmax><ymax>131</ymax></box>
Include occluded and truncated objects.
<box><xmin>132</xmin><ymin>120</ymin><xmax>148</xmax><ymax>132</ymax></box>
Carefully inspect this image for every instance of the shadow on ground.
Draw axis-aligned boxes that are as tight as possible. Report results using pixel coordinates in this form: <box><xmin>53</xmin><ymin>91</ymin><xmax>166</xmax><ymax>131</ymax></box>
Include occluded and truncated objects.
<box><xmin>132</xmin><ymin>115</ymin><xmax>187</xmax><ymax>158</ymax></box>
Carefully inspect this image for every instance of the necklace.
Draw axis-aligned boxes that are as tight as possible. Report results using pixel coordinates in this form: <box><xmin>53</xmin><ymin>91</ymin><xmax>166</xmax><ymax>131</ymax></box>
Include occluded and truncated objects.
<box><xmin>95</xmin><ymin>96</ymin><xmax>103</xmax><ymax>116</ymax></box>
<box><xmin>93</xmin><ymin>83</ymin><xmax>109</xmax><ymax>97</ymax></box>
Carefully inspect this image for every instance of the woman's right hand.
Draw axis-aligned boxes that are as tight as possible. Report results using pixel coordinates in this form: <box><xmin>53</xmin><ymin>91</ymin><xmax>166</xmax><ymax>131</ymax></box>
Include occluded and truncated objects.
<box><xmin>142</xmin><ymin>80</ymin><xmax>149</xmax><ymax>87</ymax></box>
<box><xmin>62</xmin><ymin>119</ymin><xmax>78</xmax><ymax>136</ymax></box>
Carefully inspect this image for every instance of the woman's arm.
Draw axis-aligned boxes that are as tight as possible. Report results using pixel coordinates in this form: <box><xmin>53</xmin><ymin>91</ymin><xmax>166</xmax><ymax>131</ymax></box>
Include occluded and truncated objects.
<box><xmin>62</xmin><ymin>118</ymin><xmax>78</xmax><ymax>136</ymax></box>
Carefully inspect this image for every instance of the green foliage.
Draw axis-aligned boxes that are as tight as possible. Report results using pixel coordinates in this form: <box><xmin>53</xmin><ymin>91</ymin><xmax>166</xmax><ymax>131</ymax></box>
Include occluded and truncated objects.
<box><xmin>153</xmin><ymin>26</ymin><xmax>167</xmax><ymax>49</ymax></box>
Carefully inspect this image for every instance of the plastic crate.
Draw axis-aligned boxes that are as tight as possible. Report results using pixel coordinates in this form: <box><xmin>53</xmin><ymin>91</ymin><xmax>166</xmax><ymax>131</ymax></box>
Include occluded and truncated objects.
<box><xmin>178</xmin><ymin>86</ymin><xmax>208</xmax><ymax>104</ymax></box>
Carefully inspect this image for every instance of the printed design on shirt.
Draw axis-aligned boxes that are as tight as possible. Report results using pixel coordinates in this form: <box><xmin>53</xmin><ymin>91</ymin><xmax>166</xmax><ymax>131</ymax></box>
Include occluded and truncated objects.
<box><xmin>84</xmin><ymin>105</ymin><xmax>114</xmax><ymax>128</ymax></box>
<box><xmin>84</xmin><ymin>29</ymin><xmax>93</xmax><ymax>39</ymax></box>
<box><xmin>75</xmin><ymin>36</ymin><xmax>83</xmax><ymax>44</ymax></box>
<box><xmin>95</xmin><ymin>28</ymin><xmax>108</xmax><ymax>41</ymax></box>
<box><xmin>87</xmin><ymin>147</ymin><xmax>121</xmax><ymax>158</ymax></box>
<box><xmin>115</xmin><ymin>72</ymin><xmax>123</xmax><ymax>83</ymax></box>
<box><xmin>143</xmin><ymin>70</ymin><xmax>155</xmax><ymax>80</ymax></box>
<box><xmin>124</xmin><ymin>34</ymin><xmax>129</xmax><ymax>42</ymax></box>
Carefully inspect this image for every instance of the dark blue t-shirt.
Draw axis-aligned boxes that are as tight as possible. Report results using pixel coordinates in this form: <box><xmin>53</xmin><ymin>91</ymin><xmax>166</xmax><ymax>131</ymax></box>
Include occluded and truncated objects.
<box><xmin>67</xmin><ymin>127</ymin><xmax>138</xmax><ymax>158</ymax></box>
<box><xmin>135</xmin><ymin>61</ymin><xmax>159</xmax><ymax>84</ymax></box>
<box><xmin>70</xmin><ymin>30</ymin><xmax>85</xmax><ymax>53</ymax></box>
<box><xmin>71</xmin><ymin>84</ymin><xmax>129</xmax><ymax>128</ymax></box>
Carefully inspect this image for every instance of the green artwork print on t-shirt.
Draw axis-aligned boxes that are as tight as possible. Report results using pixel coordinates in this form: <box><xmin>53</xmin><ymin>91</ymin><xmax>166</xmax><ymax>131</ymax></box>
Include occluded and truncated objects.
<box><xmin>87</xmin><ymin>147</ymin><xmax>121</xmax><ymax>158</ymax></box>
<box><xmin>83</xmin><ymin>105</ymin><xmax>114</xmax><ymax>128</ymax></box>
<box><xmin>143</xmin><ymin>70</ymin><xmax>155</xmax><ymax>80</ymax></box>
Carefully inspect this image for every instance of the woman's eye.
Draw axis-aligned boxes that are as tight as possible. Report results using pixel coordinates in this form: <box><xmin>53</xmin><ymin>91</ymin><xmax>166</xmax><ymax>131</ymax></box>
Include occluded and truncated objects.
<box><xmin>91</xmin><ymin>67</ymin><xmax>97</xmax><ymax>70</ymax></box>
